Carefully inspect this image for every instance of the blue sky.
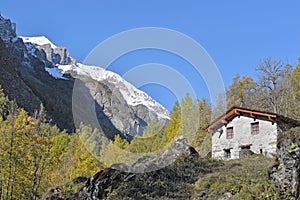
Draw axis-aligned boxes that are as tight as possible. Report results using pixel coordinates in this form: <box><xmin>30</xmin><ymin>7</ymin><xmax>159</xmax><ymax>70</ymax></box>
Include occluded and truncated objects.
<box><xmin>1</xmin><ymin>1</ymin><xmax>300</xmax><ymax>110</ymax></box>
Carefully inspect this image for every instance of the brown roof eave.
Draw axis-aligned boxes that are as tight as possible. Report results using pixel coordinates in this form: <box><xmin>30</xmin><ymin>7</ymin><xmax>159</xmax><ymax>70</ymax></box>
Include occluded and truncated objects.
<box><xmin>204</xmin><ymin>106</ymin><xmax>278</xmax><ymax>132</ymax></box>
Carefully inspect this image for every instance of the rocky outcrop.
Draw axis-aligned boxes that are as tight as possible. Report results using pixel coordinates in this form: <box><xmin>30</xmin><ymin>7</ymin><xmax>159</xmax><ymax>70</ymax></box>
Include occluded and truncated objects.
<box><xmin>0</xmin><ymin>14</ymin><xmax>169</xmax><ymax>136</ymax></box>
<box><xmin>43</xmin><ymin>137</ymin><xmax>209</xmax><ymax>200</ymax></box>
<box><xmin>45</xmin><ymin>135</ymin><xmax>290</xmax><ymax>200</ymax></box>
<box><xmin>0</xmin><ymin>38</ymin><xmax>41</xmax><ymax>114</ymax></box>
<box><xmin>0</xmin><ymin>15</ymin><xmax>16</xmax><ymax>40</ymax></box>
<box><xmin>77</xmin><ymin>138</ymin><xmax>206</xmax><ymax>200</ymax></box>
<box><xmin>0</xmin><ymin>14</ymin><xmax>26</xmax><ymax>65</ymax></box>
<box><xmin>78</xmin><ymin>78</ymin><xmax>149</xmax><ymax>139</ymax></box>
<box><xmin>33</xmin><ymin>43</ymin><xmax>75</xmax><ymax>66</ymax></box>
<box><xmin>108</xmin><ymin>137</ymin><xmax>196</xmax><ymax>173</ymax></box>
<box><xmin>269</xmin><ymin>127</ymin><xmax>300</xmax><ymax>199</ymax></box>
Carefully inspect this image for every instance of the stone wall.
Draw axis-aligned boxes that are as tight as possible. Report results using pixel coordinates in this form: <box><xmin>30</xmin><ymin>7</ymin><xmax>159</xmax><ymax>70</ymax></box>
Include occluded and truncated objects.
<box><xmin>212</xmin><ymin>115</ymin><xmax>277</xmax><ymax>159</ymax></box>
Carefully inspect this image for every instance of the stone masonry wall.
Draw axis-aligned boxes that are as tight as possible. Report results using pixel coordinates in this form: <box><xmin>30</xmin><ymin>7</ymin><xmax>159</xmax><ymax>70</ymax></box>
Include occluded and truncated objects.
<box><xmin>212</xmin><ymin>116</ymin><xmax>277</xmax><ymax>159</ymax></box>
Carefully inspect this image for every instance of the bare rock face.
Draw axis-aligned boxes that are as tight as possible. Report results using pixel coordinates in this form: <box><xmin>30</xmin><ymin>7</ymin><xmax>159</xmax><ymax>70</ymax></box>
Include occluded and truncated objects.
<box><xmin>0</xmin><ymin>15</ymin><xmax>25</xmax><ymax>65</ymax></box>
<box><xmin>0</xmin><ymin>15</ymin><xmax>16</xmax><ymax>40</ymax></box>
<box><xmin>131</xmin><ymin>137</ymin><xmax>195</xmax><ymax>173</ymax></box>
<box><xmin>0</xmin><ymin>38</ymin><xmax>41</xmax><ymax>115</ymax></box>
<box><xmin>78</xmin><ymin>138</ymin><xmax>201</xmax><ymax>200</ymax></box>
<box><xmin>269</xmin><ymin>127</ymin><xmax>300</xmax><ymax>199</ymax></box>
<box><xmin>80</xmin><ymin>78</ymin><xmax>149</xmax><ymax>138</ymax></box>
<box><xmin>0</xmin><ymin>14</ymin><xmax>169</xmax><ymax>137</ymax></box>
<box><xmin>34</xmin><ymin>44</ymin><xmax>75</xmax><ymax>65</ymax></box>
<box><xmin>42</xmin><ymin>138</ymin><xmax>202</xmax><ymax>200</ymax></box>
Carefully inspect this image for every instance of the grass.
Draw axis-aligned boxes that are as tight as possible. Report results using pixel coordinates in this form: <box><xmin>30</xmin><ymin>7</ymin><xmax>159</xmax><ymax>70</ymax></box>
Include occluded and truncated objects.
<box><xmin>192</xmin><ymin>155</ymin><xmax>279</xmax><ymax>200</ymax></box>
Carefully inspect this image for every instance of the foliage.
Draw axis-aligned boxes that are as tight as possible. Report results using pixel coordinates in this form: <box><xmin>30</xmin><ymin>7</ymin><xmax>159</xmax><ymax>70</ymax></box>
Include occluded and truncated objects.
<box><xmin>224</xmin><ymin>58</ymin><xmax>300</xmax><ymax>120</ymax></box>
<box><xmin>65</xmin><ymin>154</ymin><xmax>278</xmax><ymax>200</ymax></box>
<box><xmin>291</xmin><ymin>60</ymin><xmax>300</xmax><ymax>120</ymax></box>
<box><xmin>192</xmin><ymin>155</ymin><xmax>279</xmax><ymax>199</ymax></box>
<box><xmin>0</xmin><ymin>54</ymin><xmax>299</xmax><ymax>199</ymax></box>
<box><xmin>288</xmin><ymin>143</ymin><xmax>298</xmax><ymax>154</ymax></box>
<box><xmin>114</xmin><ymin>134</ymin><xmax>129</xmax><ymax>149</ymax></box>
<box><xmin>0</xmin><ymin>88</ymin><xmax>104</xmax><ymax>199</ymax></box>
<box><xmin>99</xmin><ymin>94</ymin><xmax>213</xmax><ymax>168</ymax></box>
<box><xmin>191</xmin><ymin>98</ymin><xmax>212</xmax><ymax>155</ymax></box>
<box><xmin>227</xmin><ymin>74</ymin><xmax>256</xmax><ymax>108</ymax></box>
<box><xmin>0</xmin><ymin>86</ymin><xmax>18</xmax><ymax>120</ymax></box>
<box><xmin>103</xmin><ymin>155</ymin><xmax>223</xmax><ymax>200</ymax></box>
<box><xmin>66</xmin><ymin>132</ymin><xmax>103</xmax><ymax>180</ymax></box>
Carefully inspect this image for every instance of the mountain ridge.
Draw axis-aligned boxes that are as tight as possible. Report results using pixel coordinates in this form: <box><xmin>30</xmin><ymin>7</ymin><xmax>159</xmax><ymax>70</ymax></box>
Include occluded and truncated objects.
<box><xmin>20</xmin><ymin>35</ymin><xmax>169</xmax><ymax>120</ymax></box>
<box><xmin>0</xmin><ymin>14</ymin><xmax>169</xmax><ymax>138</ymax></box>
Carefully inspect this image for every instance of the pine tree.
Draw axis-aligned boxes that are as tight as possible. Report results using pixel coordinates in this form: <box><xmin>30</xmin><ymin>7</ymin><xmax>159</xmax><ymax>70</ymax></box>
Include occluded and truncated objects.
<box><xmin>291</xmin><ymin>61</ymin><xmax>300</xmax><ymax>119</ymax></box>
<box><xmin>113</xmin><ymin>134</ymin><xmax>129</xmax><ymax>149</ymax></box>
<box><xmin>164</xmin><ymin>101</ymin><xmax>180</xmax><ymax>144</ymax></box>
<box><xmin>0</xmin><ymin>86</ymin><xmax>18</xmax><ymax>120</ymax></box>
<box><xmin>191</xmin><ymin>98</ymin><xmax>212</xmax><ymax>154</ymax></box>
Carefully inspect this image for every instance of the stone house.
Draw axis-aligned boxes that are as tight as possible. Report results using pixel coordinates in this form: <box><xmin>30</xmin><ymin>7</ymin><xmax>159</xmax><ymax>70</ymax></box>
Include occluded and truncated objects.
<box><xmin>204</xmin><ymin>107</ymin><xmax>300</xmax><ymax>160</ymax></box>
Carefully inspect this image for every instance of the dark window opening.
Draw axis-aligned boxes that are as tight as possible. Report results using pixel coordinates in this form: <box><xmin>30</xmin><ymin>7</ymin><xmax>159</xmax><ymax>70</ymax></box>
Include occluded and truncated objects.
<box><xmin>260</xmin><ymin>149</ymin><xmax>263</xmax><ymax>154</ymax></box>
<box><xmin>226</xmin><ymin>127</ymin><xmax>233</xmax><ymax>139</ymax></box>
<box><xmin>224</xmin><ymin>149</ymin><xmax>231</xmax><ymax>159</ymax></box>
<box><xmin>241</xmin><ymin>145</ymin><xmax>251</xmax><ymax>150</ymax></box>
<box><xmin>251</xmin><ymin>122</ymin><xmax>259</xmax><ymax>135</ymax></box>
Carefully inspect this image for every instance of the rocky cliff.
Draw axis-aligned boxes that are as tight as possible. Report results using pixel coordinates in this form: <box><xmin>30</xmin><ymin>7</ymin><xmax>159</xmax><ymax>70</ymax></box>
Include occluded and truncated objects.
<box><xmin>0</xmin><ymin>14</ymin><xmax>169</xmax><ymax>138</ymax></box>
<box><xmin>269</xmin><ymin>127</ymin><xmax>300</xmax><ymax>199</ymax></box>
<box><xmin>0</xmin><ymin>37</ymin><xmax>41</xmax><ymax>111</ymax></box>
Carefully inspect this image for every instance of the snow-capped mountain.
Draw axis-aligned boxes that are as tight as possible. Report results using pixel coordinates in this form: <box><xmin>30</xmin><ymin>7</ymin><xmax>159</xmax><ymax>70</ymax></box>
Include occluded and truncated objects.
<box><xmin>21</xmin><ymin>37</ymin><xmax>168</xmax><ymax>109</ymax></box>
<box><xmin>21</xmin><ymin>36</ymin><xmax>169</xmax><ymax>116</ymax></box>
<box><xmin>21</xmin><ymin>36</ymin><xmax>57</xmax><ymax>49</ymax></box>
<box><xmin>58</xmin><ymin>63</ymin><xmax>169</xmax><ymax>119</ymax></box>
<box><xmin>0</xmin><ymin>16</ymin><xmax>169</xmax><ymax>139</ymax></box>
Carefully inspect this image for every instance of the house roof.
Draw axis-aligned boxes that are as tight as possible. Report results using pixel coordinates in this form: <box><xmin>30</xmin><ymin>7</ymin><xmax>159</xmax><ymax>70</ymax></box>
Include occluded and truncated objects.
<box><xmin>204</xmin><ymin>106</ymin><xmax>283</xmax><ymax>132</ymax></box>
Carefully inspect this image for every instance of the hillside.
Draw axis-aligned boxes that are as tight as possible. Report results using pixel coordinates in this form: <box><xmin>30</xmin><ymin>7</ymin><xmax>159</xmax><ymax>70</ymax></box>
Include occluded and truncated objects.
<box><xmin>45</xmin><ymin>129</ymin><xmax>300</xmax><ymax>200</ymax></box>
<box><xmin>0</xmin><ymin>38</ymin><xmax>41</xmax><ymax>114</ymax></box>
<box><xmin>0</xmin><ymin>14</ymin><xmax>169</xmax><ymax>139</ymax></box>
<box><xmin>44</xmin><ymin>147</ymin><xmax>278</xmax><ymax>199</ymax></box>
<box><xmin>0</xmin><ymin>12</ymin><xmax>300</xmax><ymax>200</ymax></box>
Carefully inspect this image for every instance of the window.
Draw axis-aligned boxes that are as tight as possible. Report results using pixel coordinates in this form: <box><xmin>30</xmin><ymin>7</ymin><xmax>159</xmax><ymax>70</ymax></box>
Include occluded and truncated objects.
<box><xmin>251</xmin><ymin>122</ymin><xmax>259</xmax><ymax>135</ymax></box>
<box><xmin>241</xmin><ymin>145</ymin><xmax>251</xmax><ymax>150</ymax></box>
<box><xmin>226</xmin><ymin>127</ymin><xmax>233</xmax><ymax>139</ymax></box>
<box><xmin>224</xmin><ymin>149</ymin><xmax>231</xmax><ymax>159</ymax></box>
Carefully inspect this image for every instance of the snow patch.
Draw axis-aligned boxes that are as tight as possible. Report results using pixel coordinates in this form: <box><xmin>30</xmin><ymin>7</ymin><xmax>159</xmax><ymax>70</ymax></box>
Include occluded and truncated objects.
<box><xmin>45</xmin><ymin>67</ymin><xmax>68</xmax><ymax>80</ymax></box>
<box><xmin>57</xmin><ymin>64</ymin><xmax>75</xmax><ymax>73</ymax></box>
<box><xmin>20</xmin><ymin>36</ymin><xmax>57</xmax><ymax>49</ymax></box>
<box><xmin>69</xmin><ymin>63</ymin><xmax>170</xmax><ymax>119</ymax></box>
<box><xmin>17</xmin><ymin>34</ymin><xmax>169</xmax><ymax>120</ymax></box>
<box><xmin>12</xmin><ymin>37</ymin><xmax>18</xmax><ymax>43</ymax></box>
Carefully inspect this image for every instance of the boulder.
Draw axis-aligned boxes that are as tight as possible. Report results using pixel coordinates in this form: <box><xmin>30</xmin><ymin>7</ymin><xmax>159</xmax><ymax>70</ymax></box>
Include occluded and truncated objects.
<box><xmin>269</xmin><ymin>127</ymin><xmax>300</xmax><ymax>199</ymax></box>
